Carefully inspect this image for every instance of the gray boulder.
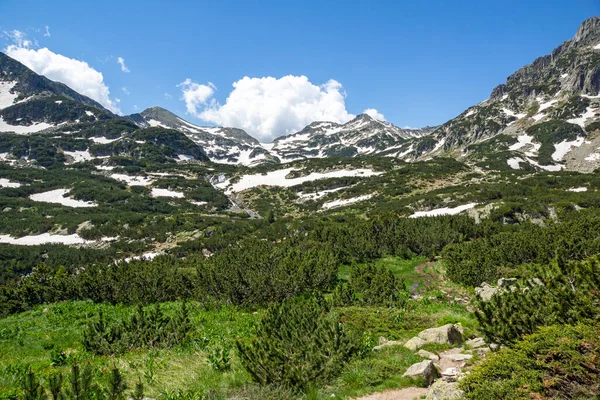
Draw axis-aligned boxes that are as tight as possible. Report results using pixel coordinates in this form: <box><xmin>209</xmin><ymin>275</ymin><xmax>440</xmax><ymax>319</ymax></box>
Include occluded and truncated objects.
<box><xmin>403</xmin><ymin>360</ymin><xmax>439</xmax><ymax>386</ymax></box>
<box><xmin>474</xmin><ymin>282</ymin><xmax>498</xmax><ymax>301</ymax></box>
<box><xmin>404</xmin><ymin>336</ymin><xmax>427</xmax><ymax>351</ymax></box>
<box><xmin>465</xmin><ymin>337</ymin><xmax>486</xmax><ymax>349</ymax></box>
<box><xmin>418</xmin><ymin>349</ymin><xmax>440</xmax><ymax>361</ymax></box>
<box><xmin>418</xmin><ymin>324</ymin><xmax>463</xmax><ymax>346</ymax></box>
<box><xmin>426</xmin><ymin>379</ymin><xmax>465</xmax><ymax>399</ymax></box>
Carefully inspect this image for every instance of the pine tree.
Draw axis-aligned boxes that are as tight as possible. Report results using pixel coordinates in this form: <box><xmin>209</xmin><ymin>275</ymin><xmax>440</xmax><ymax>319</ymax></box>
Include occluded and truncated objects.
<box><xmin>48</xmin><ymin>372</ymin><xmax>63</xmax><ymax>400</ymax></box>
<box><xmin>105</xmin><ymin>367</ymin><xmax>127</xmax><ymax>400</ymax></box>
<box><xmin>476</xmin><ymin>256</ymin><xmax>600</xmax><ymax>344</ymax></box>
<box><xmin>236</xmin><ymin>294</ymin><xmax>361</xmax><ymax>390</ymax></box>
<box><xmin>66</xmin><ymin>364</ymin><xmax>94</xmax><ymax>400</ymax></box>
<box><xmin>131</xmin><ymin>378</ymin><xmax>144</xmax><ymax>400</ymax></box>
<box><xmin>23</xmin><ymin>367</ymin><xmax>47</xmax><ymax>400</ymax></box>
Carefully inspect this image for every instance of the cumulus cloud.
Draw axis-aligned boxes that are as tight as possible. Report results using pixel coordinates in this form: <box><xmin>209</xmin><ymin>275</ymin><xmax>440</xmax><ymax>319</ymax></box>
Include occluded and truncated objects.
<box><xmin>122</xmin><ymin>87</ymin><xmax>130</xmax><ymax>95</ymax></box>
<box><xmin>5</xmin><ymin>44</ymin><xmax>121</xmax><ymax>113</ymax></box>
<box><xmin>363</xmin><ymin>108</ymin><xmax>386</xmax><ymax>121</ymax></box>
<box><xmin>177</xmin><ymin>78</ymin><xmax>216</xmax><ymax>116</ymax></box>
<box><xmin>117</xmin><ymin>57</ymin><xmax>130</xmax><ymax>73</ymax></box>
<box><xmin>44</xmin><ymin>26</ymin><xmax>50</xmax><ymax>37</ymax></box>
<box><xmin>179</xmin><ymin>75</ymin><xmax>355</xmax><ymax>141</ymax></box>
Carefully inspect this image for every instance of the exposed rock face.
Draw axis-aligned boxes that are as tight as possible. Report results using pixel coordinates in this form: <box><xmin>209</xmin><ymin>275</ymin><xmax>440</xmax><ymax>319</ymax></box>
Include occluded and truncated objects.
<box><xmin>417</xmin><ymin>324</ymin><xmax>463</xmax><ymax>346</ymax></box>
<box><xmin>403</xmin><ymin>17</ymin><xmax>600</xmax><ymax>172</ymax></box>
<box><xmin>403</xmin><ymin>360</ymin><xmax>439</xmax><ymax>386</ymax></box>
<box><xmin>426</xmin><ymin>379</ymin><xmax>465</xmax><ymax>400</ymax></box>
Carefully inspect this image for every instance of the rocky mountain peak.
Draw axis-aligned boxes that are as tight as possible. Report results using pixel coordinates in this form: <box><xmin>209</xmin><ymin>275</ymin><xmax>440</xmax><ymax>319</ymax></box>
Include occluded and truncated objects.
<box><xmin>573</xmin><ymin>16</ymin><xmax>600</xmax><ymax>45</ymax></box>
<box><xmin>354</xmin><ymin>113</ymin><xmax>375</xmax><ymax>122</ymax></box>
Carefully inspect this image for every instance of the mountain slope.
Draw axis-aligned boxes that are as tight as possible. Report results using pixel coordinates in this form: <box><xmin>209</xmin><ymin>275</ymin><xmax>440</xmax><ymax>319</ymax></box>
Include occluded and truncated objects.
<box><xmin>134</xmin><ymin>107</ymin><xmax>270</xmax><ymax>165</ymax></box>
<box><xmin>0</xmin><ymin>52</ymin><xmax>114</xmax><ymax>134</ymax></box>
<box><xmin>269</xmin><ymin>114</ymin><xmax>435</xmax><ymax>161</ymax></box>
<box><xmin>411</xmin><ymin>17</ymin><xmax>600</xmax><ymax>172</ymax></box>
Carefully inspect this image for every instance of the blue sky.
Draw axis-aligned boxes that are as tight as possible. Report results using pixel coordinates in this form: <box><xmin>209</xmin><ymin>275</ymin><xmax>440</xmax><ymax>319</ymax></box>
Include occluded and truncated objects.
<box><xmin>0</xmin><ymin>0</ymin><xmax>597</xmax><ymax>141</ymax></box>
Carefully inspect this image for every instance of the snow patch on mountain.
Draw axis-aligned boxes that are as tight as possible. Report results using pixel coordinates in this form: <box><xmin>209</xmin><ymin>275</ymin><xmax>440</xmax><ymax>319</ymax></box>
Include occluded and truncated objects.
<box><xmin>409</xmin><ymin>203</ymin><xmax>479</xmax><ymax>218</ymax></box>
<box><xmin>552</xmin><ymin>137</ymin><xmax>586</xmax><ymax>161</ymax></box>
<box><xmin>0</xmin><ymin>178</ymin><xmax>21</xmax><ymax>188</ymax></box>
<box><xmin>29</xmin><ymin>188</ymin><xmax>97</xmax><ymax>207</ymax></box>
<box><xmin>0</xmin><ymin>81</ymin><xmax>18</xmax><ymax>109</ymax></box>
<box><xmin>110</xmin><ymin>174</ymin><xmax>154</xmax><ymax>186</ymax></box>
<box><xmin>507</xmin><ymin>157</ymin><xmax>525</xmax><ymax>169</ymax></box>
<box><xmin>151</xmin><ymin>188</ymin><xmax>185</xmax><ymax>198</ymax></box>
<box><xmin>322</xmin><ymin>194</ymin><xmax>374</xmax><ymax>209</ymax></box>
<box><xmin>0</xmin><ymin>117</ymin><xmax>54</xmax><ymax>134</ymax></box>
<box><xmin>216</xmin><ymin>168</ymin><xmax>383</xmax><ymax>194</ymax></box>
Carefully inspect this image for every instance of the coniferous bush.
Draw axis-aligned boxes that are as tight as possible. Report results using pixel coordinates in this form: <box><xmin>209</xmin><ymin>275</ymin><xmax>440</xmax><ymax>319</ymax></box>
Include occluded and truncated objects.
<box><xmin>332</xmin><ymin>264</ymin><xmax>409</xmax><ymax>307</ymax></box>
<box><xmin>236</xmin><ymin>294</ymin><xmax>363</xmax><ymax>390</ymax></box>
<box><xmin>476</xmin><ymin>256</ymin><xmax>600</xmax><ymax>344</ymax></box>
<box><xmin>197</xmin><ymin>239</ymin><xmax>338</xmax><ymax>307</ymax></box>
<box><xmin>83</xmin><ymin>303</ymin><xmax>191</xmax><ymax>355</ymax></box>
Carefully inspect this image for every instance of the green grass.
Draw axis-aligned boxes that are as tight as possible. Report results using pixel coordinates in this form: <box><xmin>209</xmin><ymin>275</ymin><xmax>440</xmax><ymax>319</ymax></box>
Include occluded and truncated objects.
<box><xmin>338</xmin><ymin>256</ymin><xmax>428</xmax><ymax>284</ymax></box>
<box><xmin>322</xmin><ymin>346</ymin><xmax>424</xmax><ymax>399</ymax></box>
<box><xmin>0</xmin><ymin>256</ymin><xmax>480</xmax><ymax>399</ymax></box>
<box><xmin>0</xmin><ymin>301</ymin><xmax>259</xmax><ymax>398</ymax></box>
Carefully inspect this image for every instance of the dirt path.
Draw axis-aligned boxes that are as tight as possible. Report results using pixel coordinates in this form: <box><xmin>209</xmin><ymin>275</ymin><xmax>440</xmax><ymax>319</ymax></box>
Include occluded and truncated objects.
<box><xmin>414</xmin><ymin>261</ymin><xmax>439</xmax><ymax>287</ymax></box>
<box><xmin>354</xmin><ymin>387</ymin><xmax>429</xmax><ymax>400</ymax></box>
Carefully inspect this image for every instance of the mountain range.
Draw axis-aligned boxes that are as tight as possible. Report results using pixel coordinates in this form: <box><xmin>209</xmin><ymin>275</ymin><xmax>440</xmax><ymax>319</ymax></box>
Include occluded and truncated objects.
<box><xmin>0</xmin><ymin>17</ymin><xmax>599</xmax><ymax>171</ymax></box>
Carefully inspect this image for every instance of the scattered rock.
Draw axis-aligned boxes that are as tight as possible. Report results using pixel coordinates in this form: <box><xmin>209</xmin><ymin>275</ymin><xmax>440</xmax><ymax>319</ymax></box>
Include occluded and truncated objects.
<box><xmin>403</xmin><ymin>360</ymin><xmax>439</xmax><ymax>386</ymax></box>
<box><xmin>42</xmin><ymin>308</ymin><xmax>49</xmax><ymax>313</ymax></box>
<box><xmin>441</xmin><ymin>367</ymin><xmax>460</xmax><ymax>382</ymax></box>
<box><xmin>446</xmin><ymin>354</ymin><xmax>472</xmax><ymax>362</ymax></box>
<box><xmin>404</xmin><ymin>336</ymin><xmax>427</xmax><ymax>351</ymax></box>
<box><xmin>497</xmin><ymin>277</ymin><xmax>517</xmax><ymax>287</ymax></box>
<box><xmin>490</xmin><ymin>343</ymin><xmax>500</xmax><ymax>351</ymax></box>
<box><xmin>474</xmin><ymin>282</ymin><xmax>497</xmax><ymax>301</ymax></box>
<box><xmin>465</xmin><ymin>337</ymin><xmax>486</xmax><ymax>349</ymax></box>
<box><xmin>418</xmin><ymin>349</ymin><xmax>440</xmax><ymax>361</ymax></box>
<box><xmin>475</xmin><ymin>347</ymin><xmax>491</xmax><ymax>356</ymax></box>
<box><xmin>425</xmin><ymin>379</ymin><xmax>465</xmax><ymax>400</ymax></box>
<box><xmin>418</xmin><ymin>324</ymin><xmax>463</xmax><ymax>346</ymax></box>
<box><xmin>378</xmin><ymin>336</ymin><xmax>388</xmax><ymax>345</ymax></box>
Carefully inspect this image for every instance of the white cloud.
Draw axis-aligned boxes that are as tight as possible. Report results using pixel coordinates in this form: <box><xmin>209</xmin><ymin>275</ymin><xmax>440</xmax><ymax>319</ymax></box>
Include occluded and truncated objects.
<box><xmin>122</xmin><ymin>87</ymin><xmax>130</xmax><ymax>95</ymax></box>
<box><xmin>5</xmin><ymin>30</ymin><xmax>32</xmax><ymax>48</ymax></box>
<box><xmin>177</xmin><ymin>78</ymin><xmax>215</xmax><ymax>116</ymax></box>
<box><xmin>117</xmin><ymin>57</ymin><xmax>130</xmax><ymax>73</ymax></box>
<box><xmin>44</xmin><ymin>26</ymin><xmax>50</xmax><ymax>37</ymax></box>
<box><xmin>180</xmin><ymin>75</ymin><xmax>355</xmax><ymax>141</ymax></box>
<box><xmin>363</xmin><ymin>108</ymin><xmax>386</xmax><ymax>121</ymax></box>
<box><xmin>164</xmin><ymin>92</ymin><xmax>173</xmax><ymax>100</ymax></box>
<box><xmin>5</xmin><ymin>44</ymin><xmax>121</xmax><ymax>113</ymax></box>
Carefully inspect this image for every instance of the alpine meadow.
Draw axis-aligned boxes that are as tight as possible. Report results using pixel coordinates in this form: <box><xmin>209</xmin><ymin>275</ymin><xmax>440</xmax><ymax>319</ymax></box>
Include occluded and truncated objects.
<box><xmin>0</xmin><ymin>3</ymin><xmax>600</xmax><ymax>400</ymax></box>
